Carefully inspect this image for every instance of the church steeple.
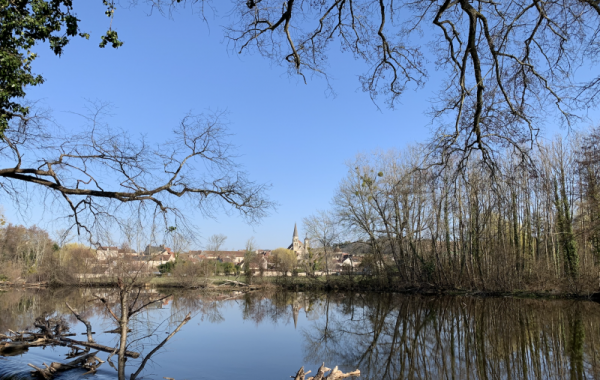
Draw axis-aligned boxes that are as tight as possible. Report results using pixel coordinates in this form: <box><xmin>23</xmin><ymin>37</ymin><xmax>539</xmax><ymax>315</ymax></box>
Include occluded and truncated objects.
<box><xmin>289</xmin><ymin>223</ymin><xmax>307</xmax><ymax>259</ymax></box>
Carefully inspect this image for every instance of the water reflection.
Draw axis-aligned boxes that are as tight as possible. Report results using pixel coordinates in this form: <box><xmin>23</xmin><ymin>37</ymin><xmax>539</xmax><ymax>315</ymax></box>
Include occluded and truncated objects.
<box><xmin>1</xmin><ymin>289</ymin><xmax>600</xmax><ymax>380</ymax></box>
<box><xmin>298</xmin><ymin>294</ymin><xmax>600</xmax><ymax>380</ymax></box>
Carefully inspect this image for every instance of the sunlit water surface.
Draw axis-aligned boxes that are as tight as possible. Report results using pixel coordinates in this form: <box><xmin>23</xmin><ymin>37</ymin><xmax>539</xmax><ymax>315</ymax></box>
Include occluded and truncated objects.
<box><xmin>1</xmin><ymin>288</ymin><xmax>600</xmax><ymax>379</ymax></box>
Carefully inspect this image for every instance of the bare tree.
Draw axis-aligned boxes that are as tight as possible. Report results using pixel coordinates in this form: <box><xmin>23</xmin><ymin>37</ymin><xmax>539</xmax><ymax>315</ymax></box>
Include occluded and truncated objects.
<box><xmin>244</xmin><ymin>236</ymin><xmax>257</xmax><ymax>281</ymax></box>
<box><xmin>204</xmin><ymin>233</ymin><xmax>227</xmax><ymax>276</ymax></box>
<box><xmin>205</xmin><ymin>233</ymin><xmax>227</xmax><ymax>255</ymax></box>
<box><xmin>165</xmin><ymin>226</ymin><xmax>189</xmax><ymax>254</ymax></box>
<box><xmin>0</xmin><ymin>103</ymin><xmax>273</xmax><ymax>243</ymax></box>
<box><xmin>304</xmin><ymin>210</ymin><xmax>341</xmax><ymax>277</ymax></box>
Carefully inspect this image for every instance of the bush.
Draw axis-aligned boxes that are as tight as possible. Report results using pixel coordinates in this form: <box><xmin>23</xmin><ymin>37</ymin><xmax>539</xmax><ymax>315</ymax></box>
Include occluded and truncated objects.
<box><xmin>171</xmin><ymin>262</ymin><xmax>203</xmax><ymax>288</ymax></box>
<box><xmin>158</xmin><ymin>261</ymin><xmax>176</xmax><ymax>274</ymax></box>
<box><xmin>222</xmin><ymin>262</ymin><xmax>235</xmax><ymax>275</ymax></box>
<box><xmin>35</xmin><ymin>255</ymin><xmax>78</xmax><ymax>285</ymax></box>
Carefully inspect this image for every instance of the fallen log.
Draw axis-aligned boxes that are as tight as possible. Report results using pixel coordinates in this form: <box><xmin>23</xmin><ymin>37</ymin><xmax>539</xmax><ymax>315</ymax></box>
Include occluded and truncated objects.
<box><xmin>58</xmin><ymin>337</ymin><xmax>140</xmax><ymax>358</ymax></box>
<box><xmin>219</xmin><ymin>280</ymin><xmax>248</xmax><ymax>287</ymax></box>
<box><xmin>65</xmin><ymin>345</ymin><xmax>91</xmax><ymax>359</ymax></box>
<box><xmin>0</xmin><ymin>341</ymin><xmax>30</xmax><ymax>356</ymax></box>
<box><xmin>28</xmin><ymin>351</ymin><xmax>99</xmax><ymax>379</ymax></box>
<box><xmin>1</xmin><ymin>334</ymin><xmax>122</xmax><ymax>359</ymax></box>
<box><xmin>292</xmin><ymin>363</ymin><xmax>360</xmax><ymax>380</ymax></box>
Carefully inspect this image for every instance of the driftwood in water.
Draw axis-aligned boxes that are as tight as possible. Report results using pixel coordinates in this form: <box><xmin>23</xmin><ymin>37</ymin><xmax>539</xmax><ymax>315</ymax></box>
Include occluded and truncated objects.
<box><xmin>0</xmin><ymin>330</ymin><xmax>60</xmax><ymax>356</ymax></box>
<box><xmin>28</xmin><ymin>351</ymin><xmax>99</xmax><ymax>379</ymax></box>
<box><xmin>0</xmin><ymin>314</ymin><xmax>140</xmax><ymax>359</ymax></box>
<box><xmin>292</xmin><ymin>363</ymin><xmax>360</xmax><ymax>380</ymax></box>
<box><xmin>59</xmin><ymin>337</ymin><xmax>140</xmax><ymax>358</ymax></box>
<box><xmin>0</xmin><ymin>341</ymin><xmax>31</xmax><ymax>356</ymax></box>
<box><xmin>1</xmin><ymin>334</ymin><xmax>141</xmax><ymax>358</ymax></box>
<box><xmin>4</xmin><ymin>286</ymin><xmax>194</xmax><ymax>380</ymax></box>
<box><xmin>33</xmin><ymin>314</ymin><xmax>69</xmax><ymax>339</ymax></box>
<box><xmin>65</xmin><ymin>302</ymin><xmax>94</xmax><ymax>343</ymax></box>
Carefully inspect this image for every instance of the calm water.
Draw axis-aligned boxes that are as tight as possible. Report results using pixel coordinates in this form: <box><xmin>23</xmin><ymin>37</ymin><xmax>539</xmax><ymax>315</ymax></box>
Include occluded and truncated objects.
<box><xmin>1</xmin><ymin>288</ymin><xmax>600</xmax><ymax>379</ymax></box>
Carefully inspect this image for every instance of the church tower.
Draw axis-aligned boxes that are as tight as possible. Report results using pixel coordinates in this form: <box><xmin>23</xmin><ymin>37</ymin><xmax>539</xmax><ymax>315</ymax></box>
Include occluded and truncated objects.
<box><xmin>292</xmin><ymin>223</ymin><xmax>300</xmax><ymax>252</ymax></box>
<box><xmin>289</xmin><ymin>223</ymin><xmax>307</xmax><ymax>259</ymax></box>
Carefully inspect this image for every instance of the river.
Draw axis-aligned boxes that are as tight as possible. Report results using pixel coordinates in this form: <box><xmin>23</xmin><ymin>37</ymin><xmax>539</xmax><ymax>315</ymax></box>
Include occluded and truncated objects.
<box><xmin>0</xmin><ymin>288</ymin><xmax>599</xmax><ymax>379</ymax></box>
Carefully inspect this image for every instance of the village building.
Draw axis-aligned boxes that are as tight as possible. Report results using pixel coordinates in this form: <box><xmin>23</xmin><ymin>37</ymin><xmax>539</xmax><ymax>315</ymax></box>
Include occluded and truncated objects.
<box><xmin>94</xmin><ymin>244</ymin><xmax>176</xmax><ymax>271</ymax></box>
<box><xmin>96</xmin><ymin>246</ymin><xmax>119</xmax><ymax>261</ymax></box>
<box><xmin>330</xmin><ymin>246</ymin><xmax>363</xmax><ymax>272</ymax></box>
<box><xmin>144</xmin><ymin>244</ymin><xmax>167</xmax><ymax>255</ymax></box>
<box><xmin>201</xmin><ymin>250</ymin><xmax>246</xmax><ymax>264</ymax></box>
<box><xmin>144</xmin><ymin>250</ymin><xmax>176</xmax><ymax>268</ymax></box>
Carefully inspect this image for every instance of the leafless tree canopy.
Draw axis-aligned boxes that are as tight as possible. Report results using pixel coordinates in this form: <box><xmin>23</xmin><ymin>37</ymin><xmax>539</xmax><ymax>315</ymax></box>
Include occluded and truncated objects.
<box><xmin>205</xmin><ymin>233</ymin><xmax>227</xmax><ymax>253</ymax></box>
<box><xmin>0</xmin><ymin>102</ymin><xmax>273</xmax><ymax>242</ymax></box>
<box><xmin>304</xmin><ymin>210</ymin><xmax>341</xmax><ymax>275</ymax></box>
<box><xmin>330</xmin><ymin>125</ymin><xmax>600</xmax><ymax>290</ymax></box>
<box><xmin>150</xmin><ymin>0</ymin><xmax>600</xmax><ymax>164</ymax></box>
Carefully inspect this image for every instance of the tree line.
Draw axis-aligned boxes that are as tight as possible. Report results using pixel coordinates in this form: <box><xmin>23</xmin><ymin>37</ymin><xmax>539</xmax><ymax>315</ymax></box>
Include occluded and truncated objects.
<box><xmin>0</xmin><ymin>218</ymin><xmax>100</xmax><ymax>284</ymax></box>
<box><xmin>308</xmin><ymin>126</ymin><xmax>600</xmax><ymax>293</ymax></box>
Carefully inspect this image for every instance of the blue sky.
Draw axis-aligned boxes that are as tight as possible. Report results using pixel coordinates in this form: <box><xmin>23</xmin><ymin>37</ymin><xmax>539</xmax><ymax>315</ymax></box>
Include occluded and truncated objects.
<box><xmin>4</xmin><ymin>2</ymin><xmax>595</xmax><ymax>250</ymax></box>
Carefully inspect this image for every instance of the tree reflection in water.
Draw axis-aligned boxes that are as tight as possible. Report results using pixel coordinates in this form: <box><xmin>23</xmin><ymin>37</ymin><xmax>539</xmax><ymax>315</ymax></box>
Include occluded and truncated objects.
<box><xmin>2</xmin><ymin>290</ymin><xmax>600</xmax><ymax>379</ymax></box>
<box><xmin>298</xmin><ymin>294</ymin><xmax>600</xmax><ymax>380</ymax></box>
<box><xmin>0</xmin><ymin>288</ymin><xmax>217</xmax><ymax>379</ymax></box>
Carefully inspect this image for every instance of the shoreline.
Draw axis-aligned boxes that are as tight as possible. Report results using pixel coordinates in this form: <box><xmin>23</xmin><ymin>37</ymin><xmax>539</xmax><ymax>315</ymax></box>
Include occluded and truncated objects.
<box><xmin>2</xmin><ymin>276</ymin><xmax>600</xmax><ymax>302</ymax></box>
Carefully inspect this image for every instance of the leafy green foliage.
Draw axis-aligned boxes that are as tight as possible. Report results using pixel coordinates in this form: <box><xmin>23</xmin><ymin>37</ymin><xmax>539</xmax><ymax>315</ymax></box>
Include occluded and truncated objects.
<box><xmin>0</xmin><ymin>0</ymin><xmax>122</xmax><ymax>134</ymax></box>
<box><xmin>222</xmin><ymin>262</ymin><xmax>236</xmax><ymax>275</ymax></box>
<box><xmin>158</xmin><ymin>260</ymin><xmax>176</xmax><ymax>274</ymax></box>
<box><xmin>99</xmin><ymin>29</ymin><xmax>122</xmax><ymax>48</ymax></box>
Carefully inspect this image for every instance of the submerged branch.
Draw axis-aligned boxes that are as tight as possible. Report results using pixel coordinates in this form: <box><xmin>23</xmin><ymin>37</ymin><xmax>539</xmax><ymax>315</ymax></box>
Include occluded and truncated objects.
<box><xmin>65</xmin><ymin>302</ymin><xmax>94</xmax><ymax>343</ymax></box>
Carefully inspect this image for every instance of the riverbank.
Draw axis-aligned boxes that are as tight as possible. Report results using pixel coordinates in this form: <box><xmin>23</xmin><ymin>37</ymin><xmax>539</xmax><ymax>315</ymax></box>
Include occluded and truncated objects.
<box><xmin>2</xmin><ymin>275</ymin><xmax>600</xmax><ymax>302</ymax></box>
<box><xmin>271</xmin><ymin>275</ymin><xmax>600</xmax><ymax>301</ymax></box>
<box><xmin>0</xmin><ymin>276</ymin><xmax>273</xmax><ymax>292</ymax></box>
